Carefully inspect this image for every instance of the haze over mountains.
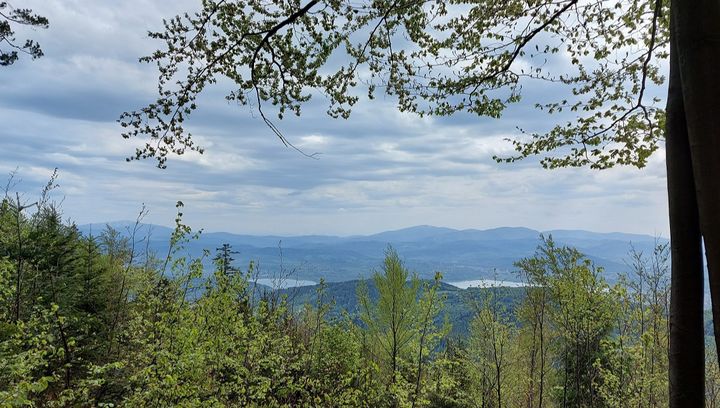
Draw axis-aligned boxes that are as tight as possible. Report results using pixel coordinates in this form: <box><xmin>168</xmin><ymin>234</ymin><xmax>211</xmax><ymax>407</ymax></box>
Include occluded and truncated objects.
<box><xmin>78</xmin><ymin>222</ymin><xmax>665</xmax><ymax>285</ymax></box>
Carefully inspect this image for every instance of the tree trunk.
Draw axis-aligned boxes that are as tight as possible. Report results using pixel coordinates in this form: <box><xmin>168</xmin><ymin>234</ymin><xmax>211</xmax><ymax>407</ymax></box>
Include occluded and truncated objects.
<box><xmin>674</xmin><ymin>0</ymin><xmax>720</xmax><ymax>364</ymax></box>
<box><xmin>666</xmin><ymin>8</ymin><xmax>705</xmax><ymax>407</ymax></box>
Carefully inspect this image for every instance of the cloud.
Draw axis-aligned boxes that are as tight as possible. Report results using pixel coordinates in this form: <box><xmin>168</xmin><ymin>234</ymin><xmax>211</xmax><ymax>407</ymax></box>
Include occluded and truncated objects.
<box><xmin>0</xmin><ymin>0</ymin><xmax>670</xmax><ymax>238</ymax></box>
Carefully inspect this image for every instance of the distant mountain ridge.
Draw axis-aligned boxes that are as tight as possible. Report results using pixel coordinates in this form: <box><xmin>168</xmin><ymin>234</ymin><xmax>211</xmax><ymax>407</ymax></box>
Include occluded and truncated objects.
<box><xmin>78</xmin><ymin>222</ymin><xmax>666</xmax><ymax>284</ymax></box>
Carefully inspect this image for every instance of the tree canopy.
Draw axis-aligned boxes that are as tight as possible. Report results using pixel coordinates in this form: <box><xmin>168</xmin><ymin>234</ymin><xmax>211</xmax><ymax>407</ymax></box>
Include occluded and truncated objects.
<box><xmin>0</xmin><ymin>180</ymin><xmax>685</xmax><ymax>406</ymax></box>
<box><xmin>120</xmin><ymin>0</ymin><xmax>668</xmax><ymax>170</ymax></box>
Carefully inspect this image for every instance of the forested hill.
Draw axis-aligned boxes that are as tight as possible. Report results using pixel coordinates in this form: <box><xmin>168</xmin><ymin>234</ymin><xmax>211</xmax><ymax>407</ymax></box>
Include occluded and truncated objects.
<box><xmin>79</xmin><ymin>222</ymin><xmax>665</xmax><ymax>283</ymax></box>
<box><xmin>274</xmin><ymin>279</ymin><xmax>526</xmax><ymax>336</ymax></box>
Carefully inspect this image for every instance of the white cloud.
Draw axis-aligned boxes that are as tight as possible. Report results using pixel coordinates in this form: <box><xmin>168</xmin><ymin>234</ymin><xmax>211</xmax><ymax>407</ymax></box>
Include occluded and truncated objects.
<box><xmin>0</xmin><ymin>0</ymin><xmax>670</xmax><ymax>237</ymax></box>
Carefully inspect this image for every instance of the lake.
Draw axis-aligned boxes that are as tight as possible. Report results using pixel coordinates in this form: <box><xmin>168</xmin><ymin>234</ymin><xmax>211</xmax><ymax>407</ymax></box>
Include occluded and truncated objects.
<box><xmin>448</xmin><ymin>279</ymin><xmax>529</xmax><ymax>289</ymax></box>
<box><xmin>256</xmin><ymin>278</ymin><xmax>317</xmax><ymax>289</ymax></box>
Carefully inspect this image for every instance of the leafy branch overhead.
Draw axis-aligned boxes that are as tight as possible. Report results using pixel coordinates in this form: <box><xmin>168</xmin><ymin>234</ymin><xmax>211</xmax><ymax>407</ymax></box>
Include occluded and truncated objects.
<box><xmin>120</xmin><ymin>0</ymin><xmax>668</xmax><ymax>169</ymax></box>
<box><xmin>0</xmin><ymin>2</ymin><xmax>48</xmax><ymax>66</ymax></box>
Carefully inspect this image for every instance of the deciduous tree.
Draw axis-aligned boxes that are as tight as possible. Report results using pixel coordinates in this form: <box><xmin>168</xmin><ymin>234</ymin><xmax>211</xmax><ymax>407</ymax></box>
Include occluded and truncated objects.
<box><xmin>119</xmin><ymin>2</ymin><xmax>720</xmax><ymax>402</ymax></box>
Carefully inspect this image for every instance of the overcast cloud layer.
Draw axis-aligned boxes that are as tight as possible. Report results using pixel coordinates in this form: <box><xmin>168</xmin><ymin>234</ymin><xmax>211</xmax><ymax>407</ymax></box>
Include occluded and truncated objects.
<box><xmin>0</xmin><ymin>0</ymin><xmax>669</xmax><ymax>237</ymax></box>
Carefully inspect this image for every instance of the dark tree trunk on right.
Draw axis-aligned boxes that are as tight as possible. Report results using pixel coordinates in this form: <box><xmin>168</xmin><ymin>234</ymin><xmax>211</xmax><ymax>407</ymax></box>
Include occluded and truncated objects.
<box><xmin>667</xmin><ymin>0</ymin><xmax>720</xmax><ymax>405</ymax></box>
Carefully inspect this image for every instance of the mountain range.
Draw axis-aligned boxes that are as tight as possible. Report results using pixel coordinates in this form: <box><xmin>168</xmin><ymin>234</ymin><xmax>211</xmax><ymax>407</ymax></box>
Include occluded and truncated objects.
<box><xmin>77</xmin><ymin>222</ymin><xmax>666</xmax><ymax>286</ymax></box>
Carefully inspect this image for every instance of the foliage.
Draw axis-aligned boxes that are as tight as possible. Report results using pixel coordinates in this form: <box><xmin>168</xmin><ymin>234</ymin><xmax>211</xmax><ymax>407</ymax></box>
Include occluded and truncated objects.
<box><xmin>0</xmin><ymin>2</ymin><xmax>48</xmax><ymax>66</ymax></box>
<box><xmin>357</xmin><ymin>246</ymin><xmax>447</xmax><ymax>406</ymax></box>
<box><xmin>0</xmin><ymin>179</ymin><xmax>716</xmax><ymax>406</ymax></box>
<box><xmin>121</xmin><ymin>0</ymin><xmax>667</xmax><ymax>170</ymax></box>
<box><xmin>467</xmin><ymin>285</ymin><xmax>516</xmax><ymax>408</ymax></box>
<box><xmin>594</xmin><ymin>243</ymin><xmax>670</xmax><ymax>407</ymax></box>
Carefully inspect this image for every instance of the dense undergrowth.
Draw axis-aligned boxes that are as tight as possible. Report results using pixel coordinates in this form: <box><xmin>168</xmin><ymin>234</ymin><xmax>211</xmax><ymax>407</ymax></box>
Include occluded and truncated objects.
<box><xmin>1</xmin><ymin>179</ymin><xmax>719</xmax><ymax>407</ymax></box>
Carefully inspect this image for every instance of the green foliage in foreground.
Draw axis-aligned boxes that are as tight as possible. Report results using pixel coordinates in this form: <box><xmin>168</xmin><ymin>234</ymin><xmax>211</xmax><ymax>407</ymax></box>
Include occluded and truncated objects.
<box><xmin>0</xmin><ymin>186</ymin><xmax>715</xmax><ymax>407</ymax></box>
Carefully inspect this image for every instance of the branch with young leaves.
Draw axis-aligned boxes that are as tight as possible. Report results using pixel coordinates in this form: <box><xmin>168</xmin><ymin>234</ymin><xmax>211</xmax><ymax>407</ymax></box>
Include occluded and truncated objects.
<box><xmin>121</xmin><ymin>0</ymin><xmax>668</xmax><ymax>170</ymax></box>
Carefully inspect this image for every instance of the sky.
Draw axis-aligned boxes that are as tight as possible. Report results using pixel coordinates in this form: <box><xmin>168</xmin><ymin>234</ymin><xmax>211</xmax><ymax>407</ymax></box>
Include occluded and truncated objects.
<box><xmin>0</xmin><ymin>0</ymin><xmax>670</xmax><ymax>237</ymax></box>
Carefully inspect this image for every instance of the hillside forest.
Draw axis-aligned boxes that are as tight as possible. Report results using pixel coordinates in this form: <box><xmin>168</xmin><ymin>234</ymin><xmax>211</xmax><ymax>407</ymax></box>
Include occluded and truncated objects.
<box><xmin>2</xmin><ymin>178</ymin><xmax>718</xmax><ymax>407</ymax></box>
